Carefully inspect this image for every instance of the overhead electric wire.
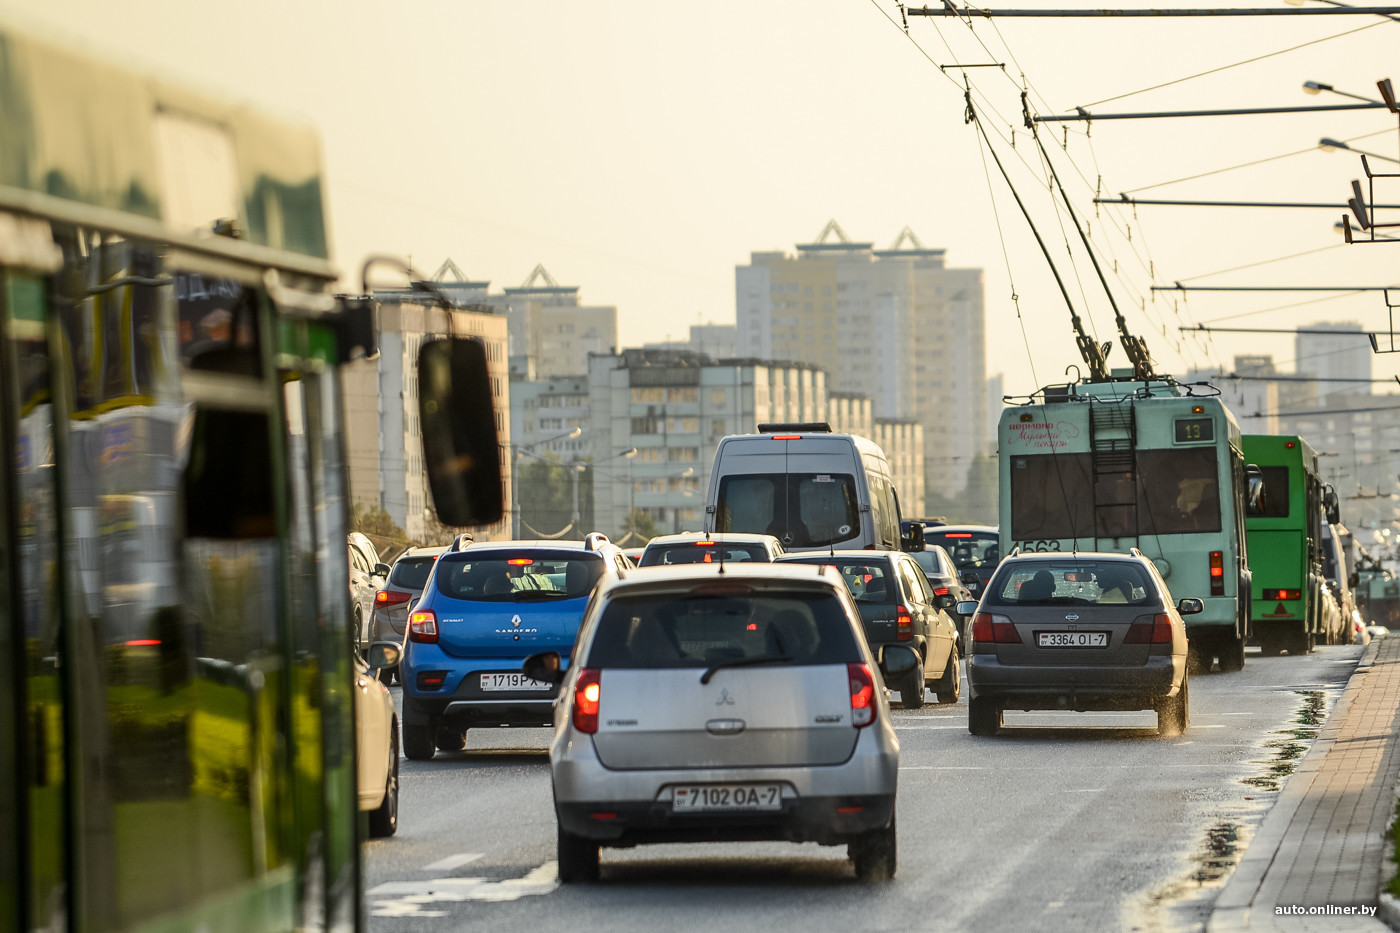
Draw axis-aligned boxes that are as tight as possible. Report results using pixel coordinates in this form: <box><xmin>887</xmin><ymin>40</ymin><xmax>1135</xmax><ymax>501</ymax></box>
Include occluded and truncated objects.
<box><xmin>1198</xmin><ymin>291</ymin><xmax>1371</xmax><ymax>325</ymax></box>
<box><xmin>1176</xmin><ymin>244</ymin><xmax>1347</xmax><ymax>283</ymax></box>
<box><xmin>1076</xmin><ymin>20</ymin><xmax>1391</xmax><ymax>110</ymax></box>
<box><xmin>1122</xmin><ymin>129</ymin><xmax>1398</xmax><ymax>194</ymax></box>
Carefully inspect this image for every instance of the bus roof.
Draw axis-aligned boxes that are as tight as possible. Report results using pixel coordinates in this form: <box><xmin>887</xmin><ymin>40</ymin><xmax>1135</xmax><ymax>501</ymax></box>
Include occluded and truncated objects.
<box><xmin>0</xmin><ymin>19</ymin><xmax>334</xmax><ymax>278</ymax></box>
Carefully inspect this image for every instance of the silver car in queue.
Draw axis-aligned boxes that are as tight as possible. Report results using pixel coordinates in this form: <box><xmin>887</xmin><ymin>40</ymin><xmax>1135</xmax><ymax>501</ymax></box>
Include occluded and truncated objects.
<box><xmin>959</xmin><ymin>549</ymin><xmax>1200</xmax><ymax>737</ymax></box>
<box><xmin>523</xmin><ymin>562</ymin><xmax>908</xmax><ymax>883</ymax></box>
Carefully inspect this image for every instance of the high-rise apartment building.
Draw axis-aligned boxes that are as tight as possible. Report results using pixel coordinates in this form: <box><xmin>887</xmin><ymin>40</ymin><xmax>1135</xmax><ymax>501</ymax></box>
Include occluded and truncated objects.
<box><xmin>736</xmin><ymin>221</ymin><xmax>985</xmax><ymax>499</ymax></box>
<box><xmin>1297</xmin><ymin>322</ymin><xmax>1371</xmax><ymax>402</ymax></box>
<box><xmin>496</xmin><ymin>264</ymin><xmax>617</xmax><ymax>378</ymax></box>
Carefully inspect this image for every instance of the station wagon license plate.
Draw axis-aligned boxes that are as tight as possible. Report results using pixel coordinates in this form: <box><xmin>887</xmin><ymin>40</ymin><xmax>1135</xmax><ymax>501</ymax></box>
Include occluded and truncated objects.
<box><xmin>672</xmin><ymin>784</ymin><xmax>783</xmax><ymax>812</ymax></box>
<box><xmin>480</xmin><ymin>673</ymin><xmax>552</xmax><ymax>691</ymax></box>
<box><xmin>1038</xmin><ymin>632</ymin><xmax>1108</xmax><ymax>648</ymax></box>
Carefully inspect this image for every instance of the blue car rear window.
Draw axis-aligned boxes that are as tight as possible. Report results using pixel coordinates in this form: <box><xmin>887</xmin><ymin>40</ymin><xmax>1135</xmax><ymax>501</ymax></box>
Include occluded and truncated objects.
<box><xmin>434</xmin><ymin>552</ymin><xmax>603</xmax><ymax>602</ymax></box>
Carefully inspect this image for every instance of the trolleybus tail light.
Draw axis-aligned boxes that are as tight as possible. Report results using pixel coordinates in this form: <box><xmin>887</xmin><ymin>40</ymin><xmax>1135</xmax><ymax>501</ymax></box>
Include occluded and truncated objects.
<box><xmin>848</xmin><ymin>663</ymin><xmax>877</xmax><ymax>727</ymax></box>
<box><xmin>408</xmin><ymin>609</ymin><xmax>439</xmax><ymax>644</ymax></box>
<box><xmin>1263</xmin><ymin>589</ymin><xmax>1302</xmax><ymax>601</ymax></box>
<box><xmin>1124</xmin><ymin>613</ymin><xmax>1175</xmax><ymax>644</ymax></box>
<box><xmin>896</xmin><ymin>605</ymin><xmax>913</xmax><ymax>641</ymax></box>
<box><xmin>572</xmin><ymin>668</ymin><xmax>602</xmax><ymax>734</ymax></box>
<box><xmin>971</xmin><ymin>612</ymin><xmax>1021</xmax><ymax>644</ymax></box>
<box><xmin>376</xmin><ymin>589</ymin><xmax>412</xmax><ymax>608</ymax></box>
<box><xmin>1209</xmin><ymin>551</ymin><xmax>1225</xmax><ymax>597</ymax></box>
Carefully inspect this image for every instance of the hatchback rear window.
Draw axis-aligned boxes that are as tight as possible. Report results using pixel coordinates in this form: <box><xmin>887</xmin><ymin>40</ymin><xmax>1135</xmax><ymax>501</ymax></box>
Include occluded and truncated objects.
<box><xmin>639</xmin><ymin>543</ymin><xmax>768</xmax><ymax>566</ymax></box>
<box><xmin>389</xmin><ymin>556</ymin><xmax>439</xmax><ymax>591</ymax></box>
<box><xmin>984</xmin><ymin>561</ymin><xmax>1157</xmax><ymax>607</ymax></box>
<box><xmin>585</xmin><ymin>592</ymin><xmax>861</xmax><ymax>669</ymax></box>
<box><xmin>434</xmin><ymin>552</ymin><xmax>603</xmax><ymax>602</ymax></box>
<box><xmin>781</xmin><ymin>559</ymin><xmax>895</xmax><ymax>606</ymax></box>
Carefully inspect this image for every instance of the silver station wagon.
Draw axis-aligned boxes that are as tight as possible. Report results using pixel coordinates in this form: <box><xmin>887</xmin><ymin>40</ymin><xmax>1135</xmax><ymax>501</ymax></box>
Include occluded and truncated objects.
<box><xmin>959</xmin><ymin>550</ymin><xmax>1200</xmax><ymax>737</ymax></box>
<box><xmin>523</xmin><ymin>563</ymin><xmax>908</xmax><ymax>883</ymax></box>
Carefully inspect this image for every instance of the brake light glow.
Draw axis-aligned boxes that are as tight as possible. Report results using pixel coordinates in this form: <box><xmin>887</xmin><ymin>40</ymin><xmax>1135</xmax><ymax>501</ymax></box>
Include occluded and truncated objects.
<box><xmin>848</xmin><ymin>663</ymin><xmax>876</xmax><ymax>727</ymax></box>
<box><xmin>376</xmin><ymin>589</ymin><xmax>412</xmax><ymax>607</ymax></box>
<box><xmin>945</xmin><ymin>533</ymin><xmax>973</xmax><ymax>538</ymax></box>
<box><xmin>124</xmin><ymin>639</ymin><xmax>161</xmax><ymax>647</ymax></box>
<box><xmin>1124</xmin><ymin>613</ymin><xmax>1175</xmax><ymax>644</ymax></box>
<box><xmin>507</xmin><ymin>558</ymin><xmax>534</xmax><ymax>565</ymax></box>
<box><xmin>896</xmin><ymin>605</ymin><xmax>913</xmax><ymax>642</ymax></box>
<box><xmin>573</xmin><ymin>668</ymin><xmax>602</xmax><ymax>733</ymax></box>
<box><xmin>408</xmin><ymin>609</ymin><xmax>439</xmax><ymax>644</ymax></box>
<box><xmin>1263</xmin><ymin>589</ymin><xmax>1302</xmax><ymax>601</ymax></box>
<box><xmin>772</xmin><ymin>435</ymin><xmax>801</xmax><ymax>440</ymax></box>
<box><xmin>971</xmin><ymin>612</ymin><xmax>1021</xmax><ymax>645</ymax></box>
<box><xmin>1209</xmin><ymin>551</ymin><xmax>1225</xmax><ymax>597</ymax></box>
<box><xmin>1285</xmin><ymin>441</ymin><xmax>1297</xmax><ymax>449</ymax></box>
<box><xmin>694</xmin><ymin>541</ymin><xmax>716</xmax><ymax>547</ymax></box>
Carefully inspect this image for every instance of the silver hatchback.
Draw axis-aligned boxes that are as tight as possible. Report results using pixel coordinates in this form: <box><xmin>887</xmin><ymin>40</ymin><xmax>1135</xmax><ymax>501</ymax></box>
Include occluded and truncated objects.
<box><xmin>959</xmin><ymin>551</ymin><xmax>1200</xmax><ymax>737</ymax></box>
<box><xmin>523</xmin><ymin>563</ymin><xmax>906</xmax><ymax>883</ymax></box>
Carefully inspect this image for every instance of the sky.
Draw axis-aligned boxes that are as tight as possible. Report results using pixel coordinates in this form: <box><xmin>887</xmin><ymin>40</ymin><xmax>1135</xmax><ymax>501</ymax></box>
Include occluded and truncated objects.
<box><xmin>6</xmin><ymin>0</ymin><xmax>1400</xmax><ymax>400</ymax></box>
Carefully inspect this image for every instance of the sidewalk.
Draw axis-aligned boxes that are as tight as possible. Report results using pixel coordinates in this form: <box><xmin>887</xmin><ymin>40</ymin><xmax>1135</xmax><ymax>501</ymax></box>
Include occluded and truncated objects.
<box><xmin>1208</xmin><ymin>635</ymin><xmax>1400</xmax><ymax>932</ymax></box>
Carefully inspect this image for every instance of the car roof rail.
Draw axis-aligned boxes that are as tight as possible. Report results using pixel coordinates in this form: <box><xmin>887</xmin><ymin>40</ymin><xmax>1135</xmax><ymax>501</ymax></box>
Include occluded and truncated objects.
<box><xmin>1006</xmin><ymin>545</ymin><xmax>1020</xmax><ymax>558</ymax></box>
<box><xmin>451</xmin><ymin>532</ymin><xmax>475</xmax><ymax>552</ymax></box>
<box><xmin>1129</xmin><ymin>547</ymin><xmax>1144</xmax><ymax>558</ymax></box>
<box><xmin>583</xmin><ymin>532</ymin><xmax>611</xmax><ymax>551</ymax></box>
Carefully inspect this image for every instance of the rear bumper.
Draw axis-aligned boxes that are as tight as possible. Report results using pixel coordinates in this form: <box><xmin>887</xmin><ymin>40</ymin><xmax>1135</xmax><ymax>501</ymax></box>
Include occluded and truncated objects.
<box><xmin>551</xmin><ymin>722</ymin><xmax>899</xmax><ymax>845</ymax></box>
<box><xmin>403</xmin><ymin>693</ymin><xmax>558</xmax><ymax>729</ymax></box>
<box><xmin>967</xmin><ymin>654</ymin><xmax>1182</xmax><ymax>710</ymax></box>
<box><xmin>557</xmin><ymin>794</ymin><xmax>894</xmax><ymax>846</ymax></box>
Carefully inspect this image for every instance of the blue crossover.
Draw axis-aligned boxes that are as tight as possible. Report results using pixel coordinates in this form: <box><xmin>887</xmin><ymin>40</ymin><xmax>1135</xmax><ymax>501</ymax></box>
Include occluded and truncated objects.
<box><xmin>400</xmin><ymin>534</ymin><xmax>631</xmax><ymax>760</ymax></box>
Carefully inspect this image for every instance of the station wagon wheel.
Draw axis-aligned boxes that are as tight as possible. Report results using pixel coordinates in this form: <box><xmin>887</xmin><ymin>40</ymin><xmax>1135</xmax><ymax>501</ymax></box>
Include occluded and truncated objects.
<box><xmin>933</xmin><ymin>643</ymin><xmax>960</xmax><ymax>705</ymax></box>
<box><xmin>557</xmin><ymin>826</ymin><xmax>600</xmax><ymax>883</ymax></box>
<box><xmin>968</xmin><ymin>696</ymin><xmax>1001</xmax><ymax>736</ymax></box>
<box><xmin>899</xmin><ymin>664</ymin><xmax>924</xmax><ymax>710</ymax></box>
<box><xmin>1156</xmin><ymin>677</ymin><xmax>1189</xmax><ymax>737</ymax></box>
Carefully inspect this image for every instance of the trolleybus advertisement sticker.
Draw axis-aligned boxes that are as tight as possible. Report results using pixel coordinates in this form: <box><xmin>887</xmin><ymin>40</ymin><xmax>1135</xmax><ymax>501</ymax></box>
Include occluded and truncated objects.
<box><xmin>1005</xmin><ymin>420</ymin><xmax>1079</xmax><ymax>450</ymax></box>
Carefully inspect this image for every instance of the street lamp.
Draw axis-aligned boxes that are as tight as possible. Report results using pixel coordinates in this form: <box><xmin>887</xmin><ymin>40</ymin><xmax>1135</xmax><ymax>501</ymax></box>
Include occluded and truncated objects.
<box><xmin>509</xmin><ymin>426</ymin><xmax>581</xmax><ymax>538</ymax></box>
<box><xmin>1304</xmin><ymin>82</ymin><xmax>1384</xmax><ymax>105</ymax></box>
<box><xmin>1319</xmin><ymin>137</ymin><xmax>1400</xmax><ymax>165</ymax></box>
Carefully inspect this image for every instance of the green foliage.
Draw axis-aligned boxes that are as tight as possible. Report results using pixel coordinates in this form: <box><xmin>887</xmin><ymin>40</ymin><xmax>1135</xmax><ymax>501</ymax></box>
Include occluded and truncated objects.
<box><xmin>516</xmin><ymin>454</ymin><xmax>593</xmax><ymax>539</ymax></box>
<box><xmin>618</xmin><ymin>508</ymin><xmax>660</xmax><ymax>544</ymax></box>
<box><xmin>351</xmin><ymin>503</ymin><xmax>411</xmax><ymax>557</ymax></box>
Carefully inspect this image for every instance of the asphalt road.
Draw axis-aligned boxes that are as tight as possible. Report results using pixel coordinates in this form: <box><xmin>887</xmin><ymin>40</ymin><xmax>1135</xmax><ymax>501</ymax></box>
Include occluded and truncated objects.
<box><xmin>365</xmin><ymin>644</ymin><xmax>1363</xmax><ymax>933</ymax></box>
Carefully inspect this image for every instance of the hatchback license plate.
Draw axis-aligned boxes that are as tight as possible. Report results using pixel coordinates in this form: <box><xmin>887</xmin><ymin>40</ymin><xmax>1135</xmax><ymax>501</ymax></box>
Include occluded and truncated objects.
<box><xmin>1038</xmin><ymin>632</ymin><xmax>1108</xmax><ymax>648</ymax></box>
<box><xmin>480</xmin><ymin>673</ymin><xmax>552</xmax><ymax>691</ymax></box>
<box><xmin>672</xmin><ymin>784</ymin><xmax>782</xmax><ymax>812</ymax></box>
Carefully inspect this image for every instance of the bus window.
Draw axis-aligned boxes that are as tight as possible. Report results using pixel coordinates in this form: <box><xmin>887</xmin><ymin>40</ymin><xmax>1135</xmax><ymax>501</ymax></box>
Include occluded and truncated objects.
<box><xmin>1251</xmin><ymin>466</ymin><xmax>1289</xmax><ymax>518</ymax></box>
<box><xmin>1008</xmin><ymin>453</ymin><xmax>1094</xmax><ymax>540</ymax></box>
<box><xmin>1136</xmin><ymin>448</ymin><xmax>1222</xmax><ymax>535</ymax></box>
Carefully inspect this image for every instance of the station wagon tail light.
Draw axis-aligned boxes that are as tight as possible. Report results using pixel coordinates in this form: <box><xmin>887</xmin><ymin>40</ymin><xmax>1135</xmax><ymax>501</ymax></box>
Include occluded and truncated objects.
<box><xmin>848</xmin><ymin>663</ymin><xmax>876</xmax><ymax>727</ymax></box>
<box><xmin>1124</xmin><ymin>613</ymin><xmax>1175</xmax><ymax>644</ymax></box>
<box><xmin>408</xmin><ymin>609</ymin><xmax>438</xmax><ymax>644</ymax></box>
<box><xmin>376</xmin><ymin>589</ymin><xmax>412</xmax><ymax>607</ymax></box>
<box><xmin>971</xmin><ymin>612</ymin><xmax>1021</xmax><ymax>645</ymax></box>
<box><xmin>573</xmin><ymin>668</ymin><xmax>602</xmax><ymax>734</ymax></box>
<box><xmin>1263</xmin><ymin>589</ymin><xmax>1302</xmax><ymax>601</ymax></box>
<box><xmin>896</xmin><ymin>605</ymin><xmax>913</xmax><ymax>642</ymax></box>
<box><xmin>1209</xmin><ymin>551</ymin><xmax>1225</xmax><ymax>596</ymax></box>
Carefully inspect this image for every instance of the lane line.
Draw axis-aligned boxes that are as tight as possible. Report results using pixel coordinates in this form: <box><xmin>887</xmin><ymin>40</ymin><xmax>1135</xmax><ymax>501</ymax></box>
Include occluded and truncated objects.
<box><xmin>422</xmin><ymin>853</ymin><xmax>484</xmax><ymax>872</ymax></box>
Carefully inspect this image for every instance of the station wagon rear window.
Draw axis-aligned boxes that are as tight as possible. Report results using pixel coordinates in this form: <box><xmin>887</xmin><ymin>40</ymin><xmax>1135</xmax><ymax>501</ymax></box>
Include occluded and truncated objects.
<box><xmin>781</xmin><ymin>559</ymin><xmax>896</xmax><ymax>606</ymax></box>
<box><xmin>434</xmin><ymin>552</ymin><xmax>603</xmax><ymax>602</ymax></box>
<box><xmin>714</xmin><ymin>473</ymin><xmax>860</xmax><ymax>548</ymax></box>
<box><xmin>639</xmin><ymin>543</ymin><xmax>768</xmax><ymax>566</ymax></box>
<box><xmin>389</xmin><ymin>555</ymin><xmax>439</xmax><ymax>591</ymax></box>
<box><xmin>586</xmin><ymin>592</ymin><xmax>860</xmax><ymax>669</ymax></box>
<box><xmin>985</xmin><ymin>561</ymin><xmax>1157</xmax><ymax>607</ymax></box>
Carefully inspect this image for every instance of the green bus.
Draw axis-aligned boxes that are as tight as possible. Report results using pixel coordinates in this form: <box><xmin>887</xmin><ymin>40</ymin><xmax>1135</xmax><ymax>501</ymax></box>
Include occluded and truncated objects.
<box><xmin>998</xmin><ymin>376</ymin><xmax>1252</xmax><ymax>672</ymax></box>
<box><xmin>1241</xmin><ymin>435</ymin><xmax>1340</xmax><ymax>655</ymax></box>
<box><xmin>0</xmin><ymin>20</ymin><xmax>500</xmax><ymax>933</ymax></box>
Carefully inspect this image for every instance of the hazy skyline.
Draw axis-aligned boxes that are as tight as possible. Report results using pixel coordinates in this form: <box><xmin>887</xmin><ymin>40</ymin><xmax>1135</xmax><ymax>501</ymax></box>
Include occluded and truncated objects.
<box><xmin>6</xmin><ymin>1</ymin><xmax>1399</xmax><ymax>400</ymax></box>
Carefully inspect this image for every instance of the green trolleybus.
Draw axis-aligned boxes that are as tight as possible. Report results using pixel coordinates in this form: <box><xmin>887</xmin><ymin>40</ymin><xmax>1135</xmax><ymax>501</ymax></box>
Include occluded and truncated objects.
<box><xmin>0</xmin><ymin>19</ymin><xmax>501</xmax><ymax>933</ymax></box>
<box><xmin>998</xmin><ymin>377</ymin><xmax>1252</xmax><ymax>672</ymax></box>
<box><xmin>1241</xmin><ymin>435</ymin><xmax>1339</xmax><ymax>655</ymax></box>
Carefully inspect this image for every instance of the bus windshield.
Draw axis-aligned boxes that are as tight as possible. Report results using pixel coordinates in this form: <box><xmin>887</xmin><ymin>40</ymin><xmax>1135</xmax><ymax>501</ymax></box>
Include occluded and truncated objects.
<box><xmin>714</xmin><ymin>473</ymin><xmax>860</xmax><ymax>548</ymax></box>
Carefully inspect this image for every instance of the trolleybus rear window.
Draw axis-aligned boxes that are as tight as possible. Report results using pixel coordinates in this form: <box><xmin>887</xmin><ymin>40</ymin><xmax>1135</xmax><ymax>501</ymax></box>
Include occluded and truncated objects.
<box><xmin>1009</xmin><ymin>453</ymin><xmax>1094</xmax><ymax>540</ymax></box>
<box><xmin>1136</xmin><ymin>448</ymin><xmax>1222</xmax><ymax>534</ymax></box>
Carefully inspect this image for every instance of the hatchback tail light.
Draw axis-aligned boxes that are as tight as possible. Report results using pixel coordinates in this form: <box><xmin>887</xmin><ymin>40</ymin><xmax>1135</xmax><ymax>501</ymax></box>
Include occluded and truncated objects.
<box><xmin>572</xmin><ymin>668</ymin><xmax>602</xmax><ymax>734</ymax></box>
<box><xmin>848</xmin><ymin>663</ymin><xmax>876</xmax><ymax>728</ymax></box>
<box><xmin>408</xmin><ymin>609</ymin><xmax>438</xmax><ymax>644</ymax></box>
<box><xmin>375</xmin><ymin>589</ymin><xmax>412</xmax><ymax>608</ymax></box>
<box><xmin>971</xmin><ymin>612</ymin><xmax>1021</xmax><ymax>645</ymax></box>
<box><xmin>1209</xmin><ymin>551</ymin><xmax>1225</xmax><ymax>597</ymax></box>
<box><xmin>1124</xmin><ymin>613</ymin><xmax>1175</xmax><ymax>645</ymax></box>
<box><xmin>896</xmin><ymin>605</ymin><xmax>913</xmax><ymax>642</ymax></box>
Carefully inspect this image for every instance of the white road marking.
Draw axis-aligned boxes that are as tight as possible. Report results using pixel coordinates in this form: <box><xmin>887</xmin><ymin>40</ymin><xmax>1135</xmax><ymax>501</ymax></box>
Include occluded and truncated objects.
<box><xmin>1047</xmin><ymin>901</ymin><xmax>1065</xmax><ymax>910</ymax></box>
<box><xmin>422</xmin><ymin>853</ymin><xmax>484</xmax><ymax>872</ymax></box>
<box><xmin>894</xmin><ymin>725</ymin><xmax>966</xmax><ymax>730</ymax></box>
<box><xmin>900</xmin><ymin>766</ymin><xmax>984</xmax><ymax>771</ymax></box>
<box><xmin>369</xmin><ymin>862</ymin><xmax>558</xmax><ymax>915</ymax></box>
<box><xmin>1068</xmin><ymin>788</ymin><xmax>1104</xmax><ymax>793</ymax></box>
<box><xmin>1174</xmin><ymin>741</ymin><xmax>1194</xmax><ymax>747</ymax></box>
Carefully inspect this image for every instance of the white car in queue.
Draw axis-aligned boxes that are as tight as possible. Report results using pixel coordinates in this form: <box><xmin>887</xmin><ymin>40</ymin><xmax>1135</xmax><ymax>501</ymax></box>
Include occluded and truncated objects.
<box><xmin>356</xmin><ymin>642</ymin><xmax>402</xmax><ymax>837</ymax></box>
<box><xmin>522</xmin><ymin>562</ymin><xmax>911</xmax><ymax>883</ymax></box>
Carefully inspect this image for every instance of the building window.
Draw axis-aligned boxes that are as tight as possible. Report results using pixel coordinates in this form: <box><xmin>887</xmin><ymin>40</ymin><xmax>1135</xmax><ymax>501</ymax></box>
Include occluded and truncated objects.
<box><xmin>666</xmin><ymin>387</ymin><xmax>698</xmax><ymax>403</ymax></box>
<box><xmin>711</xmin><ymin>389</ymin><xmax>726</xmax><ymax>405</ymax></box>
<box><xmin>666</xmin><ymin>417</ymin><xmax>699</xmax><ymax>433</ymax></box>
<box><xmin>631</xmin><ymin>387</ymin><xmax>664</xmax><ymax>404</ymax></box>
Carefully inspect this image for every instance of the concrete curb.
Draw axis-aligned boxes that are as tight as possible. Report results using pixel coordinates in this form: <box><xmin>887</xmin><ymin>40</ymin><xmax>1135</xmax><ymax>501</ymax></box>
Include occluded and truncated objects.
<box><xmin>1207</xmin><ymin>639</ymin><xmax>1384</xmax><ymax>933</ymax></box>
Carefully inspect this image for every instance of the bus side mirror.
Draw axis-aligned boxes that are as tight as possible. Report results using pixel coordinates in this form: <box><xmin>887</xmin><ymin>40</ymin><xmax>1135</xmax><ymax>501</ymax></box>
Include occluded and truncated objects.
<box><xmin>1245</xmin><ymin>464</ymin><xmax>1266</xmax><ymax>517</ymax></box>
<box><xmin>418</xmin><ymin>337</ymin><xmax>505</xmax><ymax>527</ymax></box>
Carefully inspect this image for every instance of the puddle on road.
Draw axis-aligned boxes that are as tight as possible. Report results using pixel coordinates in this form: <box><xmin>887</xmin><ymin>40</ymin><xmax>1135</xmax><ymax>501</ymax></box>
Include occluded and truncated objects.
<box><xmin>1128</xmin><ymin>689</ymin><xmax>1335</xmax><ymax>932</ymax></box>
<box><xmin>1239</xmin><ymin>690</ymin><xmax>1325</xmax><ymax>793</ymax></box>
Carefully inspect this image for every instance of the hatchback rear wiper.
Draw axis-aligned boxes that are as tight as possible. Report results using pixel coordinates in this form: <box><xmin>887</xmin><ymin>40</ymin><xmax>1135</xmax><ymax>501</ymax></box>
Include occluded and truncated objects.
<box><xmin>700</xmin><ymin>654</ymin><xmax>794</xmax><ymax>685</ymax></box>
<box><xmin>509</xmin><ymin>590</ymin><xmax>573</xmax><ymax>601</ymax></box>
